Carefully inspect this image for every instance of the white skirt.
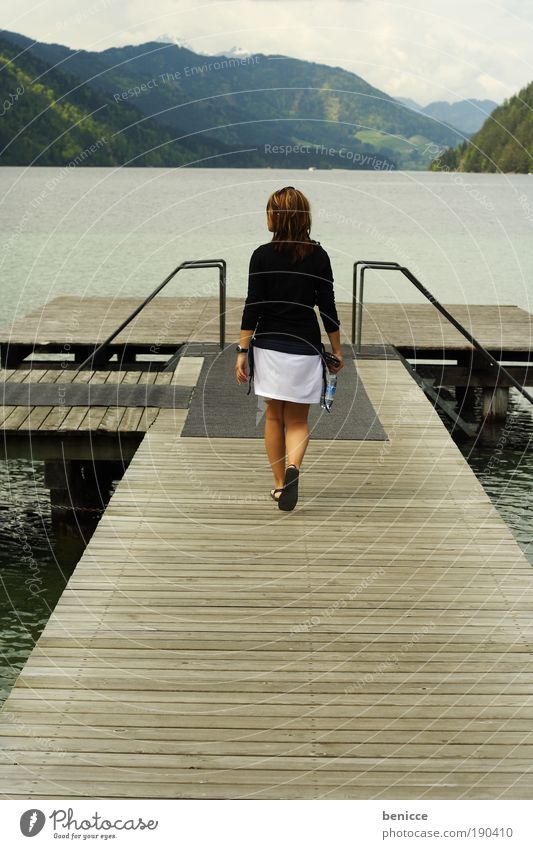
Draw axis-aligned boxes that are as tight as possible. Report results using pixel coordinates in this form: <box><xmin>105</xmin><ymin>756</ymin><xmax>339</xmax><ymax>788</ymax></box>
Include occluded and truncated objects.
<box><xmin>252</xmin><ymin>346</ymin><xmax>324</xmax><ymax>404</ymax></box>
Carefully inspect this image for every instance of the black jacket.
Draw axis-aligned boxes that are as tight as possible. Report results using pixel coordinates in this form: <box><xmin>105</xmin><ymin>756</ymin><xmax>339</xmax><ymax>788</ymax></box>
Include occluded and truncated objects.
<box><xmin>240</xmin><ymin>240</ymin><xmax>340</xmax><ymax>355</ymax></box>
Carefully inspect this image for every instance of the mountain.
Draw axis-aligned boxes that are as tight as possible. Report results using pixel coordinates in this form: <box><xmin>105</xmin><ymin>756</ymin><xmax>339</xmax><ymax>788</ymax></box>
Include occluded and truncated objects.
<box><xmin>0</xmin><ymin>34</ymin><xmax>261</xmax><ymax>167</ymax></box>
<box><xmin>0</xmin><ymin>29</ymin><xmax>463</xmax><ymax>169</ymax></box>
<box><xmin>429</xmin><ymin>81</ymin><xmax>532</xmax><ymax>173</ymax></box>
<box><xmin>421</xmin><ymin>99</ymin><xmax>498</xmax><ymax>135</ymax></box>
<box><xmin>396</xmin><ymin>97</ymin><xmax>422</xmax><ymax>111</ymax></box>
<box><xmin>396</xmin><ymin>96</ymin><xmax>498</xmax><ymax>135</ymax></box>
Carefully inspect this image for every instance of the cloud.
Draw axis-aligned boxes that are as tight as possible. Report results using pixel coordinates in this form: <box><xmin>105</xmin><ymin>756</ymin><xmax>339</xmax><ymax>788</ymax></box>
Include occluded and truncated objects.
<box><xmin>2</xmin><ymin>0</ymin><xmax>531</xmax><ymax>105</ymax></box>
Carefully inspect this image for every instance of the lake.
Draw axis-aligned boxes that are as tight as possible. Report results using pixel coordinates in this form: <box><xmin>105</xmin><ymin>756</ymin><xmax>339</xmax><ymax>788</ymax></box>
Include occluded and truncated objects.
<box><xmin>0</xmin><ymin>167</ymin><xmax>531</xmax><ymax>703</ymax></box>
<box><xmin>1</xmin><ymin>168</ymin><xmax>532</xmax><ymax>324</ymax></box>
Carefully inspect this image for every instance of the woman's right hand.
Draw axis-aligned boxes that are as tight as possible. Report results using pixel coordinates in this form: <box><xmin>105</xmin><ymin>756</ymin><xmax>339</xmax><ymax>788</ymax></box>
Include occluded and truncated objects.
<box><xmin>328</xmin><ymin>352</ymin><xmax>344</xmax><ymax>373</ymax></box>
<box><xmin>235</xmin><ymin>352</ymin><xmax>249</xmax><ymax>384</ymax></box>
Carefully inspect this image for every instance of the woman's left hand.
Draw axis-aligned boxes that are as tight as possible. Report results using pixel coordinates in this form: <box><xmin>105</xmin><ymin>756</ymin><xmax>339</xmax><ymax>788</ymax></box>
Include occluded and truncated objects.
<box><xmin>235</xmin><ymin>352</ymin><xmax>249</xmax><ymax>384</ymax></box>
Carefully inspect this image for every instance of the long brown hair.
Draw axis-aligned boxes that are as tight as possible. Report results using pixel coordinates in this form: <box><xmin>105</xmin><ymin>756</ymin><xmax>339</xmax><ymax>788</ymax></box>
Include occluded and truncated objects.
<box><xmin>266</xmin><ymin>186</ymin><xmax>316</xmax><ymax>263</ymax></box>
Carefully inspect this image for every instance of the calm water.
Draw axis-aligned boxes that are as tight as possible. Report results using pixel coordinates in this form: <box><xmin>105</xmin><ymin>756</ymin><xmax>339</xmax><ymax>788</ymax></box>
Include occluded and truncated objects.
<box><xmin>0</xmin><ymin>168</ymin><xmax>532</xmax><ymax>703</ymax></box>
<box><xmin>1</xmin><ymin>168</ymin><xmax>532</xmax><ymax>322</ymax></box>
<box><xmin>0</xmin><ymin>460</ymin><xmax>87</xmax><ymax>702</ymax></box>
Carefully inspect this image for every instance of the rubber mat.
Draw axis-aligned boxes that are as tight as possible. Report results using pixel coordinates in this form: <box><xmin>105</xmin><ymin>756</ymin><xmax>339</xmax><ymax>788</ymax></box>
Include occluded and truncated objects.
<box><xmin>181</xmin><ymin>344</ymin><xmax>389</xmax><ymax>440</ymax></box>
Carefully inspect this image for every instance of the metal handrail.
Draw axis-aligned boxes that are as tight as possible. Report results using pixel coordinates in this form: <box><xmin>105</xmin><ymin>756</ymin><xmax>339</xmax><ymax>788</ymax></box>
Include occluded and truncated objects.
<box><xmin>75</xmin><ymin>259</ymin><xmax>226</xmax><ymax>370</ymax></box>
<box><xmin>352</xmin><ymin>260</ymin><xmax>533</xmax><ymax>407</ymax></box>
<box><xmin>352</xmin><ymin>261</ymin><xmax>401</xmax><ymax>352</ymax></box>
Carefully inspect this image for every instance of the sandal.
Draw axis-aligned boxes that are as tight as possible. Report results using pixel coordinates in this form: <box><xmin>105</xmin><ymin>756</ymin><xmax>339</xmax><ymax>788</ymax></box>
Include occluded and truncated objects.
<box><xmin>270</xmin><ymin>487</ymin><xmax>284</xmax><ymax>502</ymax></box>
<box><xmin>278</xmin><ymin>464</ymin><xmax>299</xmax><ymax>511</ymax></box>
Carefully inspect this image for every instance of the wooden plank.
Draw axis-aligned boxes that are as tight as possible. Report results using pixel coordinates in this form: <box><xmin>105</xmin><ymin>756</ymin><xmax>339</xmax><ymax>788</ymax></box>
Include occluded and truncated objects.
<box><xmin>136</xmin><ymin>371</ymin><xmax>158</xmax><ymax>385</ymax></box>
<box><xmin>17</xmin><ymin>369</ymin><xmax>50</xmax><ymax>383</ymax></box>
<box><xmin>104</xmin><ymin>370</ymin><xmax>128</xmax><ymax>385</ymax></box>
<box><xmin>170</xmin><ymin>356</ymin><xmax>204</xmax><ymax>386</ymax></box>
<box><xmin>0</xmin><ymin>405</ymin><xmax>17</xmax><ymax>427</ymax></box>
<box><xmin>57</xmin><ymin>406</ymin><xmax>90</xmax><ymax>431</ymax></box>
<box><xmin>23</xmin><ymin>405</ymin><xmax>54</xmax><ymax>430</ymax></box>
<box><xmin>2</xmin><ymin>406</ymin><xmax>33</xmax><ymax>429</ymax></box>
<box><xmin>121</xmin><ymin>371</ymin><xmax>142</xmax><ymax>385</ymax></box>
<box><xmin>5</xmin><ymin>369</ymin><xmax>32</xmax><ymax>383</ymax></box>
<box><xmin>97</xmin><ymin>407</ymin><xmax>127</xmax><ymax>431</ymax></box>
<box><xmin>136</xmin><ymin>408</ymin><xmax>160</xmax><ymax>431</ymax></box>
<box><xmin>38</xmin><ymin>406</ymin><xmax>72</xmax><ymax>430</ymax></box>
<box><xmin>71</xmin><ymin>369</ymin><xmax>94</xmax><ymax>384</ymax></box>
<box><xmin>118</xmin><ymin>407</ymin><xmax>145</xmax><ymax>431</ymax></box>
<box><xmin>77</xmin><ymin>406</ymin><xmax>109</xmax><ymax>430</ymax></box>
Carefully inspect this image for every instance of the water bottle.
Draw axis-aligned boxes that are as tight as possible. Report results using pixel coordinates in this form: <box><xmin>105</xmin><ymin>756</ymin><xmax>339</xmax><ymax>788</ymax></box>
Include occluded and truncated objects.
<box><xmin>321</xmin><ymin>371</ymin><xmax>337</xmax><ymax>412</ymax></box>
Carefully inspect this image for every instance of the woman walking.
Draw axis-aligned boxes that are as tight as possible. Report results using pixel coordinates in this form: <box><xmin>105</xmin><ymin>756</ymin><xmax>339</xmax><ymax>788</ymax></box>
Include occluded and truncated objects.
<box><xmin>235</xmin><ymin>186</ymin><xmax>344</xmax><ymax>511</ymax></box>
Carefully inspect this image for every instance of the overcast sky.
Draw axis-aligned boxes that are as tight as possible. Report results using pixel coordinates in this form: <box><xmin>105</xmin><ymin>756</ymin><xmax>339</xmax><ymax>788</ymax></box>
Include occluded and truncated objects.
<box><xmin>2</xmin><ymin>0</ymin><xmax>532</xmax><ymax>105</ymax></box>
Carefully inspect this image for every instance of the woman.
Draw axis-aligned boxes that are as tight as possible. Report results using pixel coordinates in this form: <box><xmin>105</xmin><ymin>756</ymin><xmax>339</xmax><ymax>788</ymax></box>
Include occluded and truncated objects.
<box><xmin>235</xmin><ymin>186</ymin><xmax>344</xmax><ymax>511</ymax></box>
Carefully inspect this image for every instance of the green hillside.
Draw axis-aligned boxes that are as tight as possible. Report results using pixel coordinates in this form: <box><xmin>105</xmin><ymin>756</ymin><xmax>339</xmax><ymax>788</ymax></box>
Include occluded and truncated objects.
<box><xmin>429</xmin><ymin>81</ymin><xmax>532</xmax><ymax>173</ymax></box>
<box><xmin>0</xmin><ymin>36</ymin><xmax>261</xmax><ymax>167</ymax></box>
<box><xmin>1</xmin><ymin>29</ymin><xmax>464</xmax><ymax>169</ymax></box>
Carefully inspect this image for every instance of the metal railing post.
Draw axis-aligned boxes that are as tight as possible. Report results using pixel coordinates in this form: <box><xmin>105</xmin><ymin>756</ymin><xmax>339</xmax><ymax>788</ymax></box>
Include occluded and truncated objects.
<box><xmin>352</xmin><ymin>261</ymin><xmax>401</xmax><ymax>346</ymax></box>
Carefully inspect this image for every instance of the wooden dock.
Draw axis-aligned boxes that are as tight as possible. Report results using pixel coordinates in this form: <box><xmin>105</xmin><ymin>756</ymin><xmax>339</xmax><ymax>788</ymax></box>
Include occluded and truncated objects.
<box><xmin>1</xmin><ymin>297</ymin><xmax>531</xmax><ymax>446</ymax></box>
<box><xmin>1</xmin><ymin>347</ymin><xmax>533</xmax><ymax>799</ymax></box>
<box><xmin>2</xmin><ymin>295</ymin><xmax>532</xmax><ymax>365</ymax></box>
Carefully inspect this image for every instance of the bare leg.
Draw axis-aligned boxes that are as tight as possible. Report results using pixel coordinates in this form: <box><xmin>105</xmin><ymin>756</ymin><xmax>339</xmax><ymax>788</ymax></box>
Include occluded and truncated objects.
<box><xmin>264</xmin><ymin>398</ymin><xmax>286</xmax><ymax>493</ymax></box>
<box><xmin>283</xmin><ymin>401</ymin><xmax>310</xmax><ymax>469</ymax></box>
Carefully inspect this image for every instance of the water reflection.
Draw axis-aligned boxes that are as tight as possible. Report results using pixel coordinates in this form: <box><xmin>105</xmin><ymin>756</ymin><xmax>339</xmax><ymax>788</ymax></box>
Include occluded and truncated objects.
<box><xmin>0</xmin><ymin>459</ymin><xmax>96</xmax><ymax>704</ymax></box>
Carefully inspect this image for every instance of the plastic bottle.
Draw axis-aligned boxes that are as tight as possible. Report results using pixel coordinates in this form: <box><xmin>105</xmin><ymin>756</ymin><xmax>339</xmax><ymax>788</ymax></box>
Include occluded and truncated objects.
<box><xmin>321</xmin><ymin>371</ymin><xmax>337</xmax><ymax>412</ymax></box>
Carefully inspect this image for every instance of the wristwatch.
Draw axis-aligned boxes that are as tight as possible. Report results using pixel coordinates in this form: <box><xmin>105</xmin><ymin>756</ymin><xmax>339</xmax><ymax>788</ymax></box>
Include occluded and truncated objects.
<box><xmin>236</xmin><ymin>345</ymin><xmax>249</xmax><ymax>353</ymax></box>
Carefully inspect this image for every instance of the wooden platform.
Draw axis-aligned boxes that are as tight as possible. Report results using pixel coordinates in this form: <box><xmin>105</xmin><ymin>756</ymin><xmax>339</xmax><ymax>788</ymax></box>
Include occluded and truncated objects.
<box><xmin>1</xmin><ymin>297</ymin><xmax>532</xmax><ymax>364</ymax></box>
<box><xmin>0</xmin><ymin>358</ymin><xmax>203</xmax><ymax>434</ymax></box>
<box><xmin>1</xmin><ymin>356</ymin><xmax>532</xmax><ymax>799</ymax></box>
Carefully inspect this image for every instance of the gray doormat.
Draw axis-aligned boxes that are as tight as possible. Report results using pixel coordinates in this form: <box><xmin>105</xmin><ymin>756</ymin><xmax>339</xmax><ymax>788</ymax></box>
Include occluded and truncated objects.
<box><xmin>182</xmin><ymin>344</ymin><xmax>389</xmax><ymax>440</ymax></box>
<box><xmin>0</xmin><ymin>383</ymin><xmax>192</xmax><ymax>408</ymax></box>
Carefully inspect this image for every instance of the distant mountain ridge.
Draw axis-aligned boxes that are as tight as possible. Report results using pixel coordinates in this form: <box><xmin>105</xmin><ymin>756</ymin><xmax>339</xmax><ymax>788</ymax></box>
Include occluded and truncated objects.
<box><xmin>1</xmin><ymin>29</ymin><xmax>465</xmax><ymax>169</ymax></box>
<box><xmin>396</xmin><ymin>96</ymin><xmax>499</xmax><ymax>135</ymax></box>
